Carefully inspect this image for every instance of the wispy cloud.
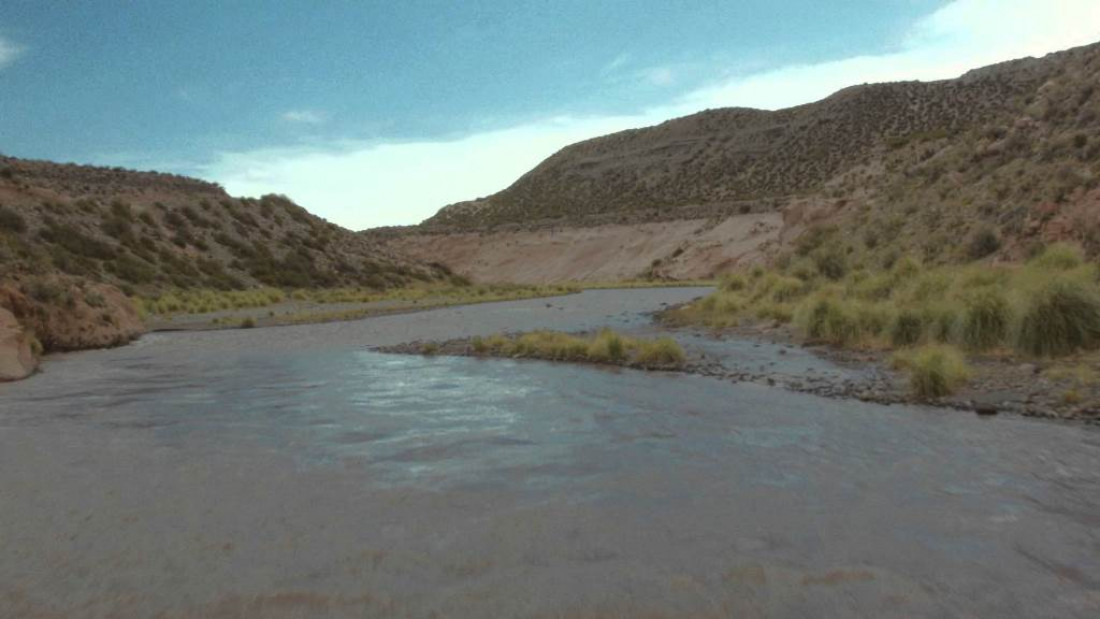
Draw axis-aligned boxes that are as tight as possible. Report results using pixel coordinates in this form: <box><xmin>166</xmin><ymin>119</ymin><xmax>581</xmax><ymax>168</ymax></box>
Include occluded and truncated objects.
<box><xmin>205</xmin><ymin>0</ymin><xmax>1100</xmax><ymax>230</ymax></box>
<box><xmin>601</xmin><ymin>52</ymin><xmax>631</xmax><ymax>75</ymax></box>
<box><xmin>281</xmin><ymin>109</ymin><xmax>326</xmax><ymax>125</ymax></box>
<box><xmin>641</xmin><ymin>66</ymin><xmax>676</xmax><ymax>87</ymax></box>
<box><xmin>0</xmin><ymin>35</ymin><xmax>23</xmax><ymax>69</ymax></box>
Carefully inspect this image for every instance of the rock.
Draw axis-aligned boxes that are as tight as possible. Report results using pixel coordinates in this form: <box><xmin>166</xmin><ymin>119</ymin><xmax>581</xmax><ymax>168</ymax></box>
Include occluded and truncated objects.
<box><xmin>973</xmin><ymin>403</ymin><xmax>999</xmax><ymax>417</ymax></box>
<box><xmin>0</xmin><ymin>308</ymin><xmax>38</xmax><ymax>382</ymax></box>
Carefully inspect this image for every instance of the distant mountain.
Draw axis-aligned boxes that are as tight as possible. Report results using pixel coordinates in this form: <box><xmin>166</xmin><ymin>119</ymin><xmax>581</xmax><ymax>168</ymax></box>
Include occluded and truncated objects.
<box><xmin>0</xmin><ymin>156</ymin><xmax>446</xmax><ymax>292</ymax></box>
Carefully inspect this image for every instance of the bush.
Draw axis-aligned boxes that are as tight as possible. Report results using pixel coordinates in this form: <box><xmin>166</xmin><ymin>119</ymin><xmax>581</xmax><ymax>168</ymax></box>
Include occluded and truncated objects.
<box><xmin>891</xmin><ymin>309</ymin><xmax>924</xmax><ymax>347</ymax></box>
<box><xmin>0</xmin><ymin>206</ymin><xmax>27</xmax><ymax>233</ymax></box>
<box><xmin>812</xmin><ymin>246</ymin><xmax>848</xmax><ymax>280</ymax></box>
<box><xmin>961</xmin><ymin>290</ymin><xmax>1010</xmax><ymax>350</ymax></box>
<box><xmin>720</xmin><ymin>273</ymin><xmax>747</xmax><ymax>292</ymax></box>
<box><xmin>895</xmin><ymin>344</ymin><xmax>971</xmax><ymax>399</ymax></box>
<box><xmin>634</xmin><ymin>337</ymin><xmax>686</xmax><ymax>366</ymax></box>
<box><xmin>1030</xmin><ymin>243</ymin><xmax>1084</xmax><ymax>270</ymax></box>
<box><xmin>1016</xmin><ymin>280</ymin><xmax>1100</xmax><ymax>356</ymax></box>
<box><xmin>587</xmin><ymin>329</ymin><xmax>627</xmax><ymax>363</ymax></box>
<box><xmin>967</xmin><ymin>227</ymin><xmax>1001</xmax><ymax>260</ymax></box>
<box><xmin>770</xmin><ymin>276</ymin><xmax>806</xmax><ymax>303</ymax></box>
<box><xmin>801</xmin><ymin>298</ymin><xmax>858</xmax><ymax>345</ymax></box>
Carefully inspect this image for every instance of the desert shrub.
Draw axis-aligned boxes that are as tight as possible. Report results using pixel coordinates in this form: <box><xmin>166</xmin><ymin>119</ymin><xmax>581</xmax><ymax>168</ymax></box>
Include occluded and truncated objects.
<box><xmin>84</xmin><ymin>291</ymin><xmax>107</xmax><ymax>308</ymax></box>
<box><xmin>0</xmin><ymin>206</ymin><xmax>27</xmax><ymax>233</ymax></box>
<box><xmin>634</xmin><ymin>337</ymin><xmax>686</xmax><ymax>366</ymax></box>
<box><xmin>892</xmin><ymin>256</ymin><xmax>921</xmax><ymax>279</ymax></box>
<box><xmin>795</xmin><ymin>224</ymin><xmax>838</xmax><ymax>257</ymax></box>
<box><xmin>470</xmin><ymin>336</ymin><xmax>488</xmax><ymax>354</ymax></box>
<box><xmin>812</xmin><ymin>246</ymin><xmax>848</xmax><ymax>280</ymax></box>
<box><xmin>109</xmin><ymin>200</ymin><xmax>133</xmax><ymax>220</ymax></box>
<box><xmin>852</xmin><ymin>274</ymin><xmax>895</xmax><ymax>301</ymax></box>
<box><xmin>961</xmin><ymin>290</ymin><xmax>1010</xmax><ymax>350</ymax></box>
<box><xmin>921</xmin><ymin>304</ymin><xmax>960</xmax><ymax>343</ymax></box>
<box><xmin>894</xmin><ymin>344</ymin><xmax>971</xmax><ymax>399</ymax></box>
<box><xmin>801</xmin><ymin>298</ymin><xmax>858</xmax><ymax>345</ymax></box>
<box><xmin>239</xmin><ymin>317</ymin><xmax>256</xmax><ymax>329</ymax></box>
<box><xmin>891</xmin><ymin>309</ymin><xmax>924</xmax><ymax>347</ymax></box>
<box><xmin>967</xmin><ymin>227</ymin><xmax>1001</xmax><ymax>260</ymax></box>
<box><xmin>1016</xmin><ymin>280</ymin><xmax>1100</xmax><ymax>356</ymax></box>
<box><xmin>770</xmin><ymin>276</ymin><xmax>806</xmax><ymax>302</ymax></box>
<box><xmin>720</xmin><ymin>273</ymin><xmax>747</xmax><ymax>292</ymax></box>
<box><xmin>587</xmin><ymin>329</ymin><xmax>627</xmax><ymax>363</ymax></box>
<box><xmin>513</xmin><ymin>331</ymin><xmax>588</xmax><ymax>361</ymax></box>
<box><xmin>853</xmin><ymin>303</ymin><xmax>891</xmax><ymax>337</ymax></box>
<box><xmin>41</xmin><ymin>224</ymin><xmax>116</xmax><ymax>260</ymax></box>
<box><xmin>1030</xmin><ymin>243</ymin><xmax>1084</xmax><ymax>270</ymax></box>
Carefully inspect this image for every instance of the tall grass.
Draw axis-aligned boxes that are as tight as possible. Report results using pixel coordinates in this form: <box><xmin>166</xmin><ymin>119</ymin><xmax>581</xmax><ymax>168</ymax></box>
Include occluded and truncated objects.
<box><xmin>668</xmin><ymin>242</ymin><xmax>1100</xmax><ymax>359</ymax></box>
<box><xmin>892</xmin><ymin>344</ymin><xmax>972</xmax><ymax>399</ymax></box>
<box><xmin>136</xmin><ymin>282</ymin><xmax>581</xmax><ymax>317</ymax></box>
<box><xmin>467</xmin><ymin>329</ymin><xmax>686</xmax><ymax>369</ymax></box>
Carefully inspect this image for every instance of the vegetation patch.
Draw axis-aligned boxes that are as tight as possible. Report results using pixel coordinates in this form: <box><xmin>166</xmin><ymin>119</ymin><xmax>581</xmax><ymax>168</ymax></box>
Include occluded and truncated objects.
<box><xmin>666</xmin><ymin>243</ymin><xmax>1100</xmax><ymax>360</ymax></box>
<box><xmin>457</xmin><ymin>329</ymin><xmax>687</xmax><ymax>370</ymax></box>
<box><xmin>891</xmin><ymin>345</ymin><xmax>972</xmax><ymax>399</ymax></box>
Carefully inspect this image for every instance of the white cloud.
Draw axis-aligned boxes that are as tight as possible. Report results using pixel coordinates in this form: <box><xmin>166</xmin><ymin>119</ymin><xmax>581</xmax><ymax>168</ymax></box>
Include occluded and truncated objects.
<box><xmin>205</xmin><ymin>0</ymin><xmax>1100</xmax><ymax>230</ymax></box>
<box><xmin>601</xmin><ymin>52</ymin><xmax>632</xmax><ymax>75</ymax></box>
<box><xmin>642</xmin><ymin>66</ymin><xmax>676</xmax><ymax>87</ymax></box>
<box><xmin>0</xmin><ymin>36</ymin><xmax>23</xmax><ymax>69</ymax></box>
<box><xmin>281</xmin><ymin>109</ymin><xmax>326</xmax><ymax>124</ymax></box>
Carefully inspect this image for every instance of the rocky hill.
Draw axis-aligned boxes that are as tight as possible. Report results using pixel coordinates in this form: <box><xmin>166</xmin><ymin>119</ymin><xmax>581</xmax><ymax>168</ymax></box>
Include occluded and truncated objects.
<box><xmin>382</xmin><ymin>41</ymin><xmax>1100</xmax><ymax>282</ymax></box>
<box><xmin>0</xmin><ymin>156</ymin><xmax>445</xmax><ymax>292</ymax></box>
<box><xmin>0</xmin><ymin>157</ymin><xmax>448</xmax><ymax>378</ymax></box>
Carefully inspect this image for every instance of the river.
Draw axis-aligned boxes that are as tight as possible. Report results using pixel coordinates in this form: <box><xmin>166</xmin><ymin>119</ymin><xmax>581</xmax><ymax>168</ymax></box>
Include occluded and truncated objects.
<box><xmin>1</xmin><ymin>288</ymin><xmax>1098</xmax><ymax>618</ymax></box>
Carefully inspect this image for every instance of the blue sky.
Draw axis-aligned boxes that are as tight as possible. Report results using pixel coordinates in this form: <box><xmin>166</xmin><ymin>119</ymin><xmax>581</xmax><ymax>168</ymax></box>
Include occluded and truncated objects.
<box><xmin>2</xmin><ymin>1</ymin><xmax>1099</xmax><ymax>229</ymax></box>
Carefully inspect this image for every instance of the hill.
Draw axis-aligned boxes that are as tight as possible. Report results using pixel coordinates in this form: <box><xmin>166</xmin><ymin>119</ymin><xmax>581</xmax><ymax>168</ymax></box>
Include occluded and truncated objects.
<box><xmin>0</xmin><ymin>157</ymin><xmax>447</xmax><ymax>378</ymax></box>
<box><xmin>380</xmin><ymin>42</ymin><xmax>1100</xmax><ymax>282</ymax></box>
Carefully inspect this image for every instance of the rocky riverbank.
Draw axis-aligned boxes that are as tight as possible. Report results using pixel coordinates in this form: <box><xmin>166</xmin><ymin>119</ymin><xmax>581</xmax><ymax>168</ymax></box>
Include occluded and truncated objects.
<box><xmin>384</xmin><ymin>322</ymin><xmax>1100</xmax><ymax>424</ymax></box>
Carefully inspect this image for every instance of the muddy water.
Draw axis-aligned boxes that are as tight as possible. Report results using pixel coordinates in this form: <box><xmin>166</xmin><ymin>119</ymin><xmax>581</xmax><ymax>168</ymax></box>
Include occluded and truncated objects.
<box><xmin>2</xmin><ymin>289</ymin><xmax>1098</xmax><ymax>618</ymax></box>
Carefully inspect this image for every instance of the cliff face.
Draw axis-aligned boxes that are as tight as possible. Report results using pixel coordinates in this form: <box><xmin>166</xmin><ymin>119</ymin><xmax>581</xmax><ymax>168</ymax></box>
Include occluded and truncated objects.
<box><xmin>380</xmin><ymin>42</ymin><xmax>1100</xmax><ymax>283</ymax></box>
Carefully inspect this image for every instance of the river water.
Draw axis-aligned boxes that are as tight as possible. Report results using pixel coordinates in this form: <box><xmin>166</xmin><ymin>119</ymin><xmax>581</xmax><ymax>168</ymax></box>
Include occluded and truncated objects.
<box><xmin>1</xmin><ymin>289</ymin><xmax>1098</xmax><ymax>618</ymax></box>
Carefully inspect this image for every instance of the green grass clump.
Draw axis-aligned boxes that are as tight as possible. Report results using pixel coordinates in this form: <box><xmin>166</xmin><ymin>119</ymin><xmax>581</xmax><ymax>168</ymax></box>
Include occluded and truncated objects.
<box><xmin>634</xmin><ymin>336</ymin><xmax>686</xmax><ymax>366</ymax></box>
<box><xmin>799</xmin><ymin>297</ymin><xmax>859</xmax><ymax>346</ymax></box>
<box><xmin>893</xmin><ymin>344</ymin><xmax>971</xmax><ymax>399</ymax></box>
<box><xmin>586</xmin><ymin>329</ymin><xmax>628</xmax><ymax>363</ymax></box>
<box><xmin>673</xmin><ymin>240</ymin><xmax>1100</xmax><ymax>364</ymax></box>
<box><xmin>961</xmin><ymin>289</ymin><xmax>1010</xmax><ymax>351</ymax></box>
<box><xmin>1029</xmin><ymin>243</ymin><xmax>1084</xmax><ymax>271</ymax></box>
<box><xmin>890</xmin><ymin>309</ymin><xmax>923</xmax><ymax>347</ymax></box>
<box><xmin>1016</xmin><ymin>280</ymin><xmax>1100</xmax><ymax>356</ymax></box>
<box><xmin>465</xmin><ymin>329</ymin><xmax>685</xmax><ymax>369</ymax></box>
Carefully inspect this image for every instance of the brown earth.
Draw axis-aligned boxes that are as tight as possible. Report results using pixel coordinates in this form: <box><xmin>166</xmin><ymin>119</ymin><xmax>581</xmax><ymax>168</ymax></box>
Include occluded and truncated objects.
<box><xmin>0</xmin><ymin>275</ymin><xmax>144</xmax><ymax>355</ymax></box>
<box><xmin>0</xmin><ymin>307</ymin><xmax>37</xmax><ymax>382</ymax></box>
<box><xmin>385</xmin><ymin>213</ymin><xmax>784</xmax><ymax>283</ymax></box>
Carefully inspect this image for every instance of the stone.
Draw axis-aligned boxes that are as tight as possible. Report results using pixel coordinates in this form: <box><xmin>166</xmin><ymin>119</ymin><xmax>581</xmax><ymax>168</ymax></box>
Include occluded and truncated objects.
<box><xmin>0</xmin><ymin>307</ymin><xmax>38</xmax><ymax>382</ymax></box>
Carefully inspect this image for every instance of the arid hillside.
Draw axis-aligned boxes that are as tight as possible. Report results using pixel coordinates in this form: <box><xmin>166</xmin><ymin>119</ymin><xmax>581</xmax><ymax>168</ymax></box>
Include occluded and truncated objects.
<box><xmin>381</xmin><ymin>42</ymin><xmax>1100</xmax><ymax>282</ymax></box>
<box><xmin>0</xmin><ymin>157</ymin><xmax>445</xmax><ymax>292</ymax></box>
<box><xmin>0</xmin><ymin>157</ymin><xmax>448</xmax><ymax>376</ymax></box>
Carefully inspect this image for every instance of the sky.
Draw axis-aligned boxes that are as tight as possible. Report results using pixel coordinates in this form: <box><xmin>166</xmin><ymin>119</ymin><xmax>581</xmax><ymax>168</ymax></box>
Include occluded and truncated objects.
<box><xmin>1</xmin><ymin>1</ymin><xmax>1099</xmax><ymax>230</ymax></box>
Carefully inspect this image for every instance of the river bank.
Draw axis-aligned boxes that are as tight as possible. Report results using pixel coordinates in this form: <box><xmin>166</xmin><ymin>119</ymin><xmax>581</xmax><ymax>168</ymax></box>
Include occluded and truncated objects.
<box><xmin>380</xmin><ymin>317</ymin><xmax>1100</xmax><ymax>424</ymax></box>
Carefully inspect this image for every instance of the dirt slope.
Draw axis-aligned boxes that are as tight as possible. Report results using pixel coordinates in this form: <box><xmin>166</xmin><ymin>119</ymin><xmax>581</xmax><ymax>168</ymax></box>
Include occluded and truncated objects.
<box><xmin>386</xmin><ymin>213</ymin><xmax>783</xmax><ymax>283</ymax></box>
